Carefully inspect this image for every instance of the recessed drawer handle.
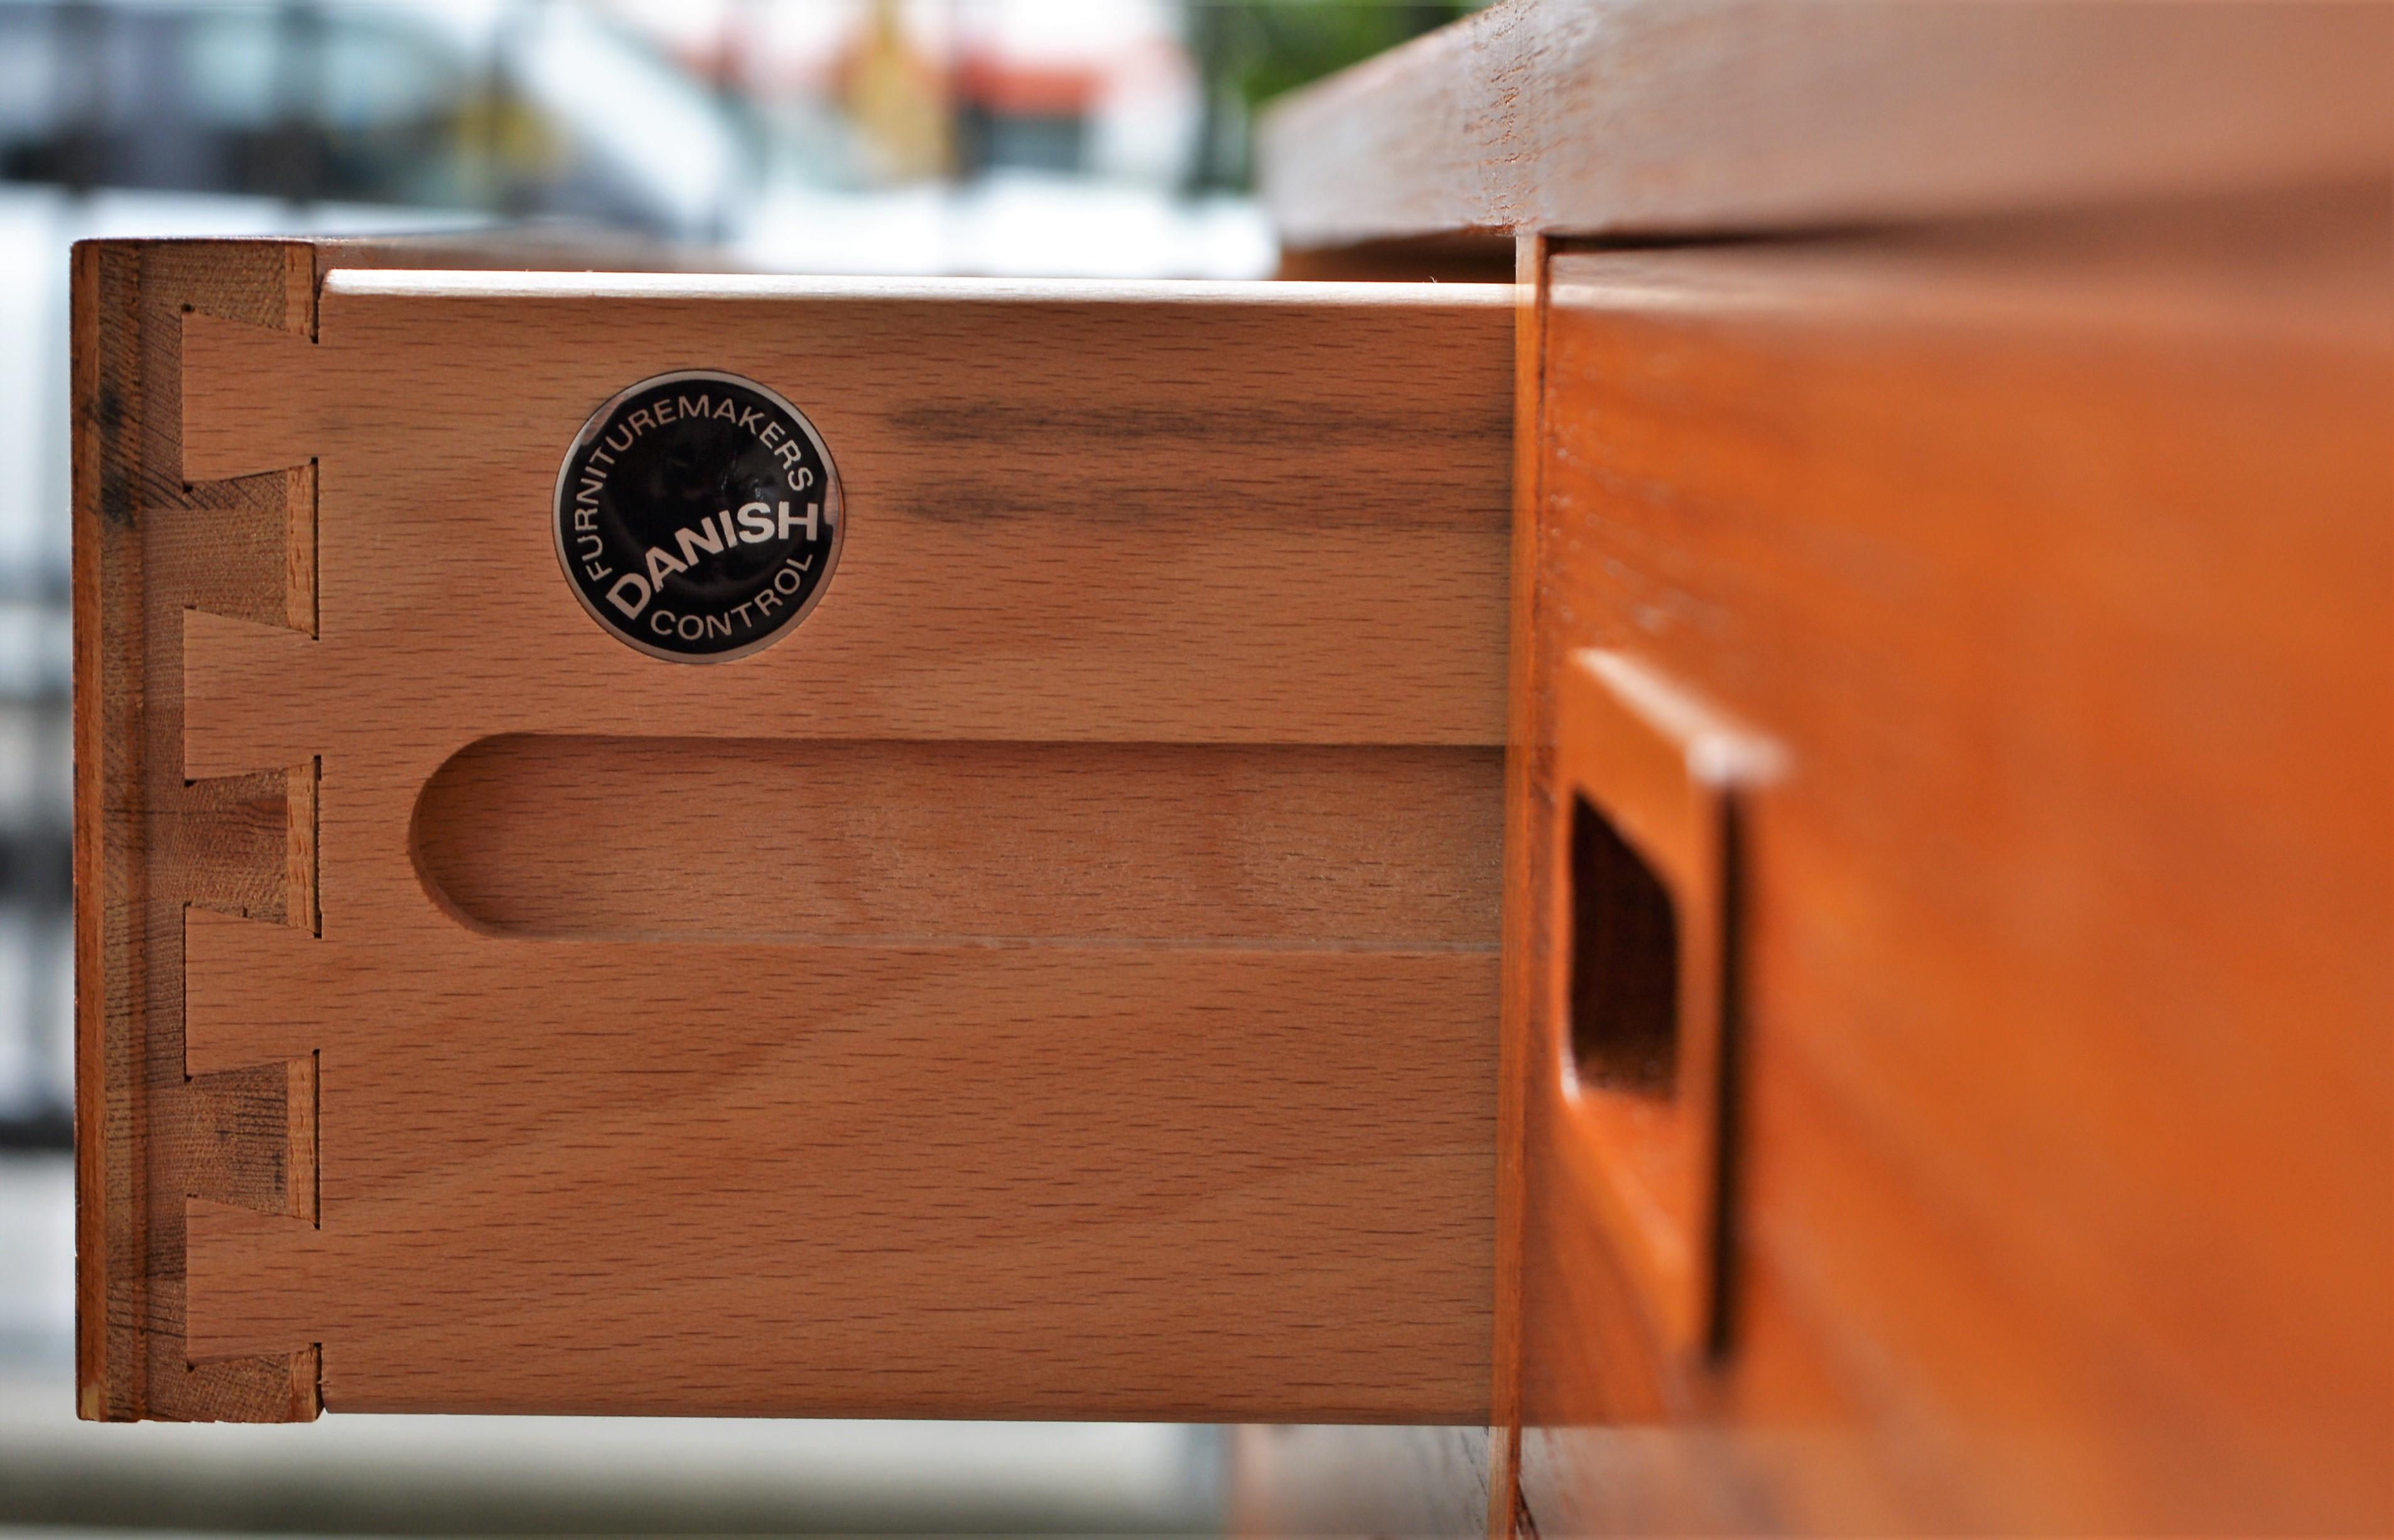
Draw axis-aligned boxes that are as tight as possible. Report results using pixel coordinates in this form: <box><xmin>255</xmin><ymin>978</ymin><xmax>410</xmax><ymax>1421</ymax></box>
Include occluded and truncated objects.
<box><xmin>1547</xmin><ymin>648</ymin><xmax>1783</xmax><ymax>1356</ymax></box>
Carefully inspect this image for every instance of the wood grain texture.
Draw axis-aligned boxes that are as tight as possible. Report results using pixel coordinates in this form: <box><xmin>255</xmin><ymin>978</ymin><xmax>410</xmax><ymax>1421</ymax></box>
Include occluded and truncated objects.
<box><xmin>1259</xmin><ymin>0</ymin><xmax>2391</xmax><ymax>249</ymax></box>
<box><xmin>180</xmin><ymin>314</ymin><xmax>326</xmax><ymax>481</ymax></box>
<box><xmin>72</xmin><ymin>239</ymin><xmax>323</xmax><ymax>1424</ymax></box>
<box><xmin>183</xmin><ymin>274</ymin><xmax>1511</xmax><ymax>752</ymax></box>
<box><xmin>1541</xmin><ymin>650</ymin><xmax>1782</xmax><ymax>1362</ymax></box>
<box><xmin>181</xmin><ymin>915</ymin><xmax>1495</xmax><ymax>1418</ymax></box>
<box><xmin>1485</xmin><ymin>230</ymin><xmax>1549</xmax><ymax>1540</ymax></box>
<box><xmin>413</xmin><ymin>735</ymin><xmax>1501</xmax><ymax>944</ymax></box>
<box><xmin>72</xmin><ymin>234</ymin><xmax>759</xmax><ymax>1424</ymax></box>
<box><xmin>148</xmin><ymin>271</ymin><xmax>1514</xmax><ymax>1419</ymax></box>
<box><xmin>1507</xmin><ymin>193</ymin><xmax>2393</xmax><ymax>1533</ymax></box>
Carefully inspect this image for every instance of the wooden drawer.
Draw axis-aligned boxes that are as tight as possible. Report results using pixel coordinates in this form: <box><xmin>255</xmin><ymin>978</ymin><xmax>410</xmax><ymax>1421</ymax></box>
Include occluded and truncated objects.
<box><xmin>73</xmin><ymin>244</ymin><xmax>1514</xmax><ymax>1423</ymax></box>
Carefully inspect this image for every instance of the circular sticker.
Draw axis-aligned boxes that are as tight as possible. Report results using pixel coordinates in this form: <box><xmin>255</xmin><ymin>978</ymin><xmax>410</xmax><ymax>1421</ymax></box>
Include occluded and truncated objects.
<box><xmin>554</xmin><ymin>370</ymin><xmax>844</xmax><ymax>661</ymax></box>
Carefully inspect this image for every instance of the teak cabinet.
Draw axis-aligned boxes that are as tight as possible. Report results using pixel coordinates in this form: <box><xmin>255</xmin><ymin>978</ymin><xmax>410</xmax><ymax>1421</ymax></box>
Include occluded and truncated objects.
<box><xmin>77</xmin><ymin>4</ymin><xmax>2391</xmax><ymax>1536</ymax></box>
<box><xmin>1248</xmin><ymin>3</ymin><xmax>2390</xmax><ymax>1535</ymax></box>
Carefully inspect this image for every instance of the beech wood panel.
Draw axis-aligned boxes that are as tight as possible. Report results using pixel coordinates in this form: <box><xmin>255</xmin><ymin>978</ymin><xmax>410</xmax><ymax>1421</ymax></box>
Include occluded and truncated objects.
<box><xmin>72</xmin><ymin>234</ymin><xmax>848</xmax><ymax>1424</ymax></box>
<box><xmin>1259</xmin><ymin>0</ymin><xmax>2391</xmax><ymax>249</ymax></box>
<box><xmin>413</xmin><ymin>735</ymin><xmax>1502</xmax><ymax>944</ymax></box>
<box><xmin>1507</xmin><ymin>199</ymin><xmax>2393</xmax><ymax>1533</ymax></box>
<box><xmin>181</xmin><ymin>274</ymin><xmax>1510</xmax><ymax>751</ymax></box>
<box><xmin>124</xmin><ymin>271</ymin><xmax>1515</xmax><ymax>1420</ymax></box>
<box><xmin>180</xmin><ymin>917</ymin><xmax>1494</xmax><ymax>1418</ymax></box>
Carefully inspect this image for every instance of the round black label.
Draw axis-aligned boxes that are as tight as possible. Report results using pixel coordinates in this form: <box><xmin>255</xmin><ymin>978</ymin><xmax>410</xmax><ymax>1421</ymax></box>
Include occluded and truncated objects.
<box><xmin>554</xmin><ymin>370</ymin><xmax>844</xmax><ymax>661</ymax></box>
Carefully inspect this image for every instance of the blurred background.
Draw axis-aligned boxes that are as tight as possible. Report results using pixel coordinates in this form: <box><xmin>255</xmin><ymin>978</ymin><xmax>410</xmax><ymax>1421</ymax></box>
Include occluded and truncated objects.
<box><xmin>0</xmin><ymin>1</ymin><xmax>1476</xmax><ymax>1532</ymax></box>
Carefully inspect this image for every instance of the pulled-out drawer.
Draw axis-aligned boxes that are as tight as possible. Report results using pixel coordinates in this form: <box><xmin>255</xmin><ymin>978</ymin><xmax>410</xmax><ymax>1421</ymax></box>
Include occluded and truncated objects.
<box><xmin>74</xmin><ymin>242</ymin><xmax>1512</xmax><ymax>1423</ymax></box>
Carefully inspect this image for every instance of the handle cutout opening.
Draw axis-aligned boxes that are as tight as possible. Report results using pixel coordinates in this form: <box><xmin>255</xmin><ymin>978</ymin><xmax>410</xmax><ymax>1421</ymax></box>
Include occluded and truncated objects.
<box><xmin>1567</xmin><ymin>792</ymin><xmax>1681</xmax><ymax>1098</ymax></box>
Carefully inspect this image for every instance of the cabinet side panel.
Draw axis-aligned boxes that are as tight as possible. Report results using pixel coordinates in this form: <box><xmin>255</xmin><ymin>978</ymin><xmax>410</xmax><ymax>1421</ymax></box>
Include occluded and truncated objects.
<box><xmin>1517</xmin><ymin>197</ymin><xmax>2393</xmax><ymax>1532</ymax></box>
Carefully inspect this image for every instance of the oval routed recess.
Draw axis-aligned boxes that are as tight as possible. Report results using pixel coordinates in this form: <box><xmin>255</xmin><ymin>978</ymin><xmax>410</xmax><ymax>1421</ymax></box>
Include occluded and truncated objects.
<box><xmin>411</xmin><ymin>734</ymin><xmax>1503</xmax><ymax>946</ymax></box>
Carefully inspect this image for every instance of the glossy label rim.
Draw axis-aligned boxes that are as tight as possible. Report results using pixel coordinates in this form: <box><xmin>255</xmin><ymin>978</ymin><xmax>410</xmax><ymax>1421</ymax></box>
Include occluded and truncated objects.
<box><xmin>553</xmin><ymin>369</ymin><xmax>846</xmax><ymax>663</ymax></box>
